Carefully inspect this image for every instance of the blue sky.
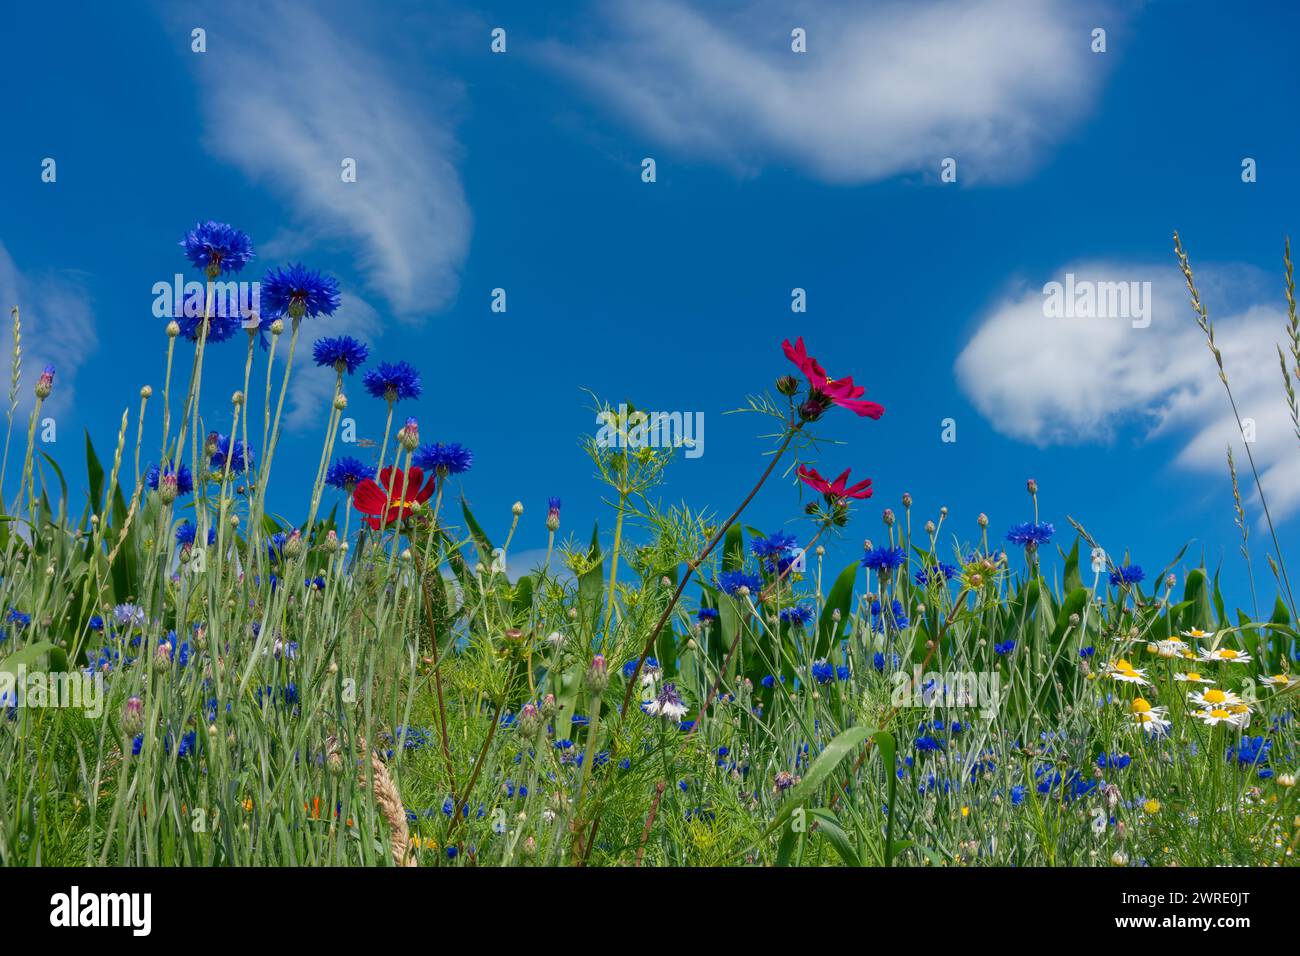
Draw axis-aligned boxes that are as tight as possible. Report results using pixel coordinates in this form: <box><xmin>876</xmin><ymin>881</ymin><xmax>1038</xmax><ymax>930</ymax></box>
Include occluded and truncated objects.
<box><xmin>1</xmin><ymin>0</ymin><xmax>1297</xmax><ymax>612</ymax></box>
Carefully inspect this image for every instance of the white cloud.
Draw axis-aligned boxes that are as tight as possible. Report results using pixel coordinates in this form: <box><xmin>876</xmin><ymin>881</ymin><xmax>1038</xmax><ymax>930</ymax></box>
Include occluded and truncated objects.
<box><xmin>955</xmin><ymin>260</ymin><xmax>1300</xmax><ymax>520</ymax></box>
<box><xmin>0</xmin><ymin>242</ymin><xmax>98</xmax><ymax>422</ymax></box>
<box><xmin>545</xmin><ymin>0</ymin><xmax>1116</xmax><ymax>183</ymax></box>
<box><xmin>179</xmin><ymin>1</ymin><xmax>471</xmax><ymax>320</ymax></box>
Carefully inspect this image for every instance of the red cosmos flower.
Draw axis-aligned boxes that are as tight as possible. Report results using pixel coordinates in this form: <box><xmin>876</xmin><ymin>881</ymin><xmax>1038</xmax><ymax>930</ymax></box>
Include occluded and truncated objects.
<box><xmin>782</xmin><ymin>337</ymin><xmax>885</xmax><ymax>419</ymax></box>
<box><xmin>797</xmin><ymin>465</ymin><xmax>873</xmax><ymax>501</ymax></box>
<box><xmin>352</xmin><ymin>466</ymin><xmax>435</xmax><ymax>529</ymax></box>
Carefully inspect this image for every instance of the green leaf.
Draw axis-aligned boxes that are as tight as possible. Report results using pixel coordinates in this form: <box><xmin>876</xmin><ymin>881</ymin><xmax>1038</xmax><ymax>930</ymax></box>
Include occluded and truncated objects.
<box><xmin>814</xmin><ymin>561</ymin><xmax>857</xmax><ymax>659</ymax></box>
<box><xmin>1</xmin><ymin>641</ymin><xmax>69</xmax><ymax>676</ymax></box>
<box><xmin>763</xmin><ymin>724</ymin><xmax>878</xmax><ymax>839</ymax></box>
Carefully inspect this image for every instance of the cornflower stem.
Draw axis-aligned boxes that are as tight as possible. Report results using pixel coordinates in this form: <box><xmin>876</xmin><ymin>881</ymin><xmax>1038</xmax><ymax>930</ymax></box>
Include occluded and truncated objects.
<box><xmin>411</xmin><ymin>533</ymin><xmax>458</xmax><ymax>795</ymax></box>
<box><xmin>375</xmin><ymin>400</ymin><xmax>395</xmax><ymax>480</ymax></box>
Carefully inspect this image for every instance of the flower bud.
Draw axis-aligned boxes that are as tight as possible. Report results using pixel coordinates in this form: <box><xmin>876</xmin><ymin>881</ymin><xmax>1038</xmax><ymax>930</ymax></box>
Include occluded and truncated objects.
<box><xmin>882</xmin><ymin>509</ymin><xmax>895</xmax><ymax>527</ymax></box>
<box><xmin>270</xmin><ymin>318</ymin><xmax>285</xmax><ymax>336</ymax></box>
<box><xmin>901</xmin><ymin>492</ymin><xmax>912</xmax><ymax>508</ymax></box>
<box><xmin>140</xmin><ymin>384</ymin><xmax>153</xmax><ymax>399</ymax></box>
<box><xmin>586</xmin><ymin>654</ymin><xmax>609</xmax><ymax>696</ymax></box>
<box><xmin>121</xmin><ymin>696</ymin><xmax>144</xmax><ymax>736</ymax></box>
<box><xmin>977</xmin><ymin>513</ymin><xmax>989</xmax><ymax>528</ymax></box>
<box><xmin>512</xmin><ymin>501</ymin><xmax>524</xmax><ymax>517</ymax></box>
<box><xmin>159</xmin><ymin>472</ymin><xmax>179</xmax><ymax>505</ymax></box>
<box><xmin>397</xmin><ymin>417</ymin><xmax>420</xmax><ymax>452</ymax></box>
<box><xmin>166</xmin><ymin>320</ymin><xmax>181</xmax><ymax>338</ymax></box>
<box><xmin>283</xmin><ymin>530</ymin><xmax>303</xmax><ymax>559</ymax></box>
<box><xmin>34</xmin><ymin>364</ymin><xmax>55</xmax><ymax>399</ymax></box>
<box><xmin>323</xmin><ymin>530</ymin><xmax>340</xmax><ymax>553</ymax></box>
<box><xmin>517</xmin><ymin>702</ymin><xmax>543</xmax><ymax>737</ymax></box>
<box><xmin>333</xmin><ymin>392</ymin><xmax>348</xmax><ymax>411</ymax></box>
<box><xmin>1027</xmin><ymin>478</ymin><xmax>1038</xmax><ymax>494</ymax></box>
<box><xmin>775</xmin><ymin>374</ymin><xmax>799</xmax><ymax>396</ymax></box>
<box><xmin>153</xmin><ymin>642</ymin><xmax>172</xmax><ymax>672</ymax></box>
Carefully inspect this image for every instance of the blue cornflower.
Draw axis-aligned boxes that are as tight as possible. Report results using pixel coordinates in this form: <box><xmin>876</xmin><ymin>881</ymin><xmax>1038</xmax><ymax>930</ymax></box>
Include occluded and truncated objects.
<box><xmin>622</xmin><ymin>657</ymin><xmax>659</xmax><ymax>679</ymax></box>
<box><xmin>994</xmin><ymin>640</ymin><xmax>1016</xmax><ymax>656</ymax></box>
<box><xmin>914</xmin><ymin>562</ymin><xmax>958</xmax><ymax>586</ymax></box>
<box><xmin>718</xmin><ymin>570</ymin><xmax>762</xmax><ymax>596</ymax></box>
<box><xmin>751</xmin><ymin>530</ymin><xmax>798</xmax><ymax>559</ymax></box>
<box><xmin>88</xmin><ymin>616</ymin><xmax>104</xmax><ymax>632</ymax></box>
<box><xmin>1079</xmin><ymin>646</ymin><xmax>1096</xmax><ymax>658</ymax></box>
<box><xmin>113</xmin><ymin>603</ymin><xmax>146</xmax><ymax>631</ymax></box>
<box><xmin>811</xmin><ymin>660</ymin><xmax>835</xmax><ymax>684</ymax></box>
<box><xmin>862</xmin><ymin>545</ymin><xmax>906</xmax><ymax>574</ymax></box>
<box><xmin>175</xmin><ymin>521</ymin><xmax>216</xmax><ymax>548</ymax></box>
<box><xmin>363</xmin><ymin>361</ymin><xmax>422</xmax><ymax>404</ymax></box>
<box><xmin>835</xmin><ymin>664</ymin><xmax>850</xmax><ymax>681</ymax></box>
<box><xmin>312</xmin><ymin>335</ymin><xmax>369</xmax><ymax>375</ymax></box>
<box><xmin>1228</xmin><ymin>736</ymin><xmax>1271</xmax><ymax>768</ymax></box>
<box><xmin>146</xmin><ymin>461</ymin><xmax>194</xmax><ymax>497</ymax></box>
<box><xmin>1006</xmin><ymin>522</ymin><xmax>1055</xmax><ymax>547</ymax></box>
<box><xmin>914</xmin><ymin>735</ymin><xmax>943</xmax><ymax>753</ymax></box>
<box><xmin>1097</xmin><ymin>752</ymin><xmax>1131</xmax><ymax>770</ymax></box>
<box><xmin>696</xmin><ymin>607</ymin><xmax>719</xmax><ymax>624</ymax></box>
<box><xmin>1109</xmin><ymin>564</ymin><xmax>1145</xmax><ymax>587</ymax></box>
<box><xmin>208</xmin><ymin>433</ymin><xmax>252</xmax><ymax>474</ymax></box>
<box><xmin>413</xmin><ymin>442</ymin><xmax>473</xmax><ymax>476</ymax></box>
<box><xmin>261</xmin><ymin>263</ymin><xmax>341</xmax><ymax>320</ymax></box>
<box><xmin>6</xmin><ymin>609</ymin><xmax>30</xmax><ymax>629</ymax></box>
<box><xmin>871</xmin><ymin>598</ymin><xmax>909</xmax><ymax>630</ymax></box>
<box><xmin>779</xmin><ymin>604</ymin><xmax>814</xmax><ymax>627</ymax></box>
<box><xmin>325</xmin><ymin>456</ymin><xmax>370</xmax><ymax>491</ymax></box>
<box><xmin>178</xmin><ymin>313</ymin><xmax>243</xmax><ymax>344</ymax></box>
<box><xmin>180</xmin><ymin>221</ymin><xmax>254</xmax><ymax>276</ymax></box>
<box><xmin>267</xmin><ymin>533</ymin><xmax>289</xmax><ymax>563</ymax></box>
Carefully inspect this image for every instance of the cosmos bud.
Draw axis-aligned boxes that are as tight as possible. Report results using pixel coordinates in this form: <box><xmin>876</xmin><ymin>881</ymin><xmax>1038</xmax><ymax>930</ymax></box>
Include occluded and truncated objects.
<box><xmin>775</xmin><ymin>374</ymin><xmax>799</xmax><ymax>396</ymax></box>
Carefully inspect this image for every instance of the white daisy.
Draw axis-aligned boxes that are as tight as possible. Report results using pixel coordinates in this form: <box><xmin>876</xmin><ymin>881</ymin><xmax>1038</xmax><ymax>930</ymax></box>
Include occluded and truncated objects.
<box><xmin>1188</xmin><ymin>687</ymin><xmax>1242</xmax><ymax>709</ymax></box>
<box><xmin>1260</xmin><ymin>673</ymin><xmax>1294</xmax><ymax>687</ymax></box>
<box><xmin>1173</xmin><ymin>670</ymin><xmax>1214</xmax><ymax>684</ymax></box>
<box><xmin>1104</xmin><ymin>659</ymin><xmax>1149</xmax><ymax>685</ymax></box>
<box><xmin>1192</xmin><ymin>707</ymin><xmax>1248</xmax><ymax>728</ymax></box>
<box><xmin>1198</xmin><ymin>647</ymin><xmax>1252</xmax><ymax>664</ymax></box>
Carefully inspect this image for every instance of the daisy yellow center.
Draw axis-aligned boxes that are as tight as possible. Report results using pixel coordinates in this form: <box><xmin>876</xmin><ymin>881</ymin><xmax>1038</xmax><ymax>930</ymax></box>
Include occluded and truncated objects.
<box><xmin>1209</xmin><ymin>708</ymin><xmax>1231</xmax><ymax>719</ymax></box>
<box><xmin>1230</xmin><ymin>703</ymin><xmax>1249</xmax><ymax>713</ymax></box>
<box><xmin>1186</xmin><ymin>672</ymin><xmax>1202</xmax><ymax>681</ymax></box>
<box><xmin>1273</xmin><ymin>674</ymin><xmax>1290</xmax><ymax>683</ymax></box>
<box><xmin>1115</xmin><ymin>659</ymin><xmax>1135</xmax><ymax>672</ymax></box>
<box><xmin>1203</xmin><ymin>689</ymin><xmax>1226</xmax><ymax>704</ymax></box>
<box><xmin>1131</xmin><ymin>697</ymin><xmax>1151</xmax><ymax>714</ymax></box>
<box><xmin>1219</xmin><ymin>649</ymin><xmax>1239</xmax><ymax>659</ymax></box>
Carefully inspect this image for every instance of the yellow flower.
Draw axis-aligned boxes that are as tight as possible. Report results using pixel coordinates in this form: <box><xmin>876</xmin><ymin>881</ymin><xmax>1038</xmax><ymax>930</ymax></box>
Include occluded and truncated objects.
<box><xmin>961</xmin><ymin>806</ymin><xmax>970</xmax><ymax>818</ymax></box>
<box><xmin>1143</xmin><ymin>799</ymin><xmax>1161</xmax><ymax>814</ymax></box>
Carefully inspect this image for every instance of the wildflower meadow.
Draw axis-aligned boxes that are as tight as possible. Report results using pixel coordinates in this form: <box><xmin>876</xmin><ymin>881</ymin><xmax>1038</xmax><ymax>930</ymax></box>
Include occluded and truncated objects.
<box><xmin>0</xmin><ymin>217</ymin><xmax>1297</xmax><ymax>883</ymax></box>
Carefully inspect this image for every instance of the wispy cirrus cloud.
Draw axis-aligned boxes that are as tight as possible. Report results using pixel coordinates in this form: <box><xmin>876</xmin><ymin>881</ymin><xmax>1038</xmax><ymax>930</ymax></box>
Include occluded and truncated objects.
<box><xmin>175</xmin><ymin>0</ymin><xmax>471</xmax><ymax>321</ymax></box>
<box><xmin>0</xmin><ymin>242</ymin><xmax>98</xmax><ymax>422</ymax></box>
<box><xmin>955</xmin><ymin>260</ymin><xmax>1300</xmax><ymax>520</ymax></box>
<box><xmin>545</xmin><ymin>0</ymin><xmax>1119</xmax><ymax>183</ymax></box>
